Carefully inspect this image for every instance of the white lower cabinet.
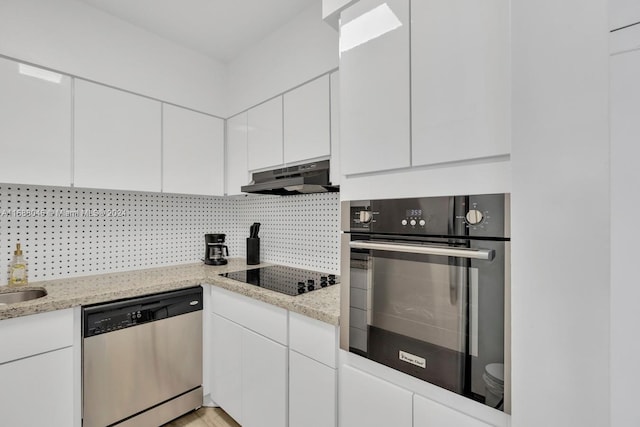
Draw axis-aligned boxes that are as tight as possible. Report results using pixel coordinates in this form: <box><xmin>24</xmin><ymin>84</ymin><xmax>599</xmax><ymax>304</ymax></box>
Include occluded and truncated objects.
<box><xmin>0</xmin><ymin>347</ymin><xmax>74</xmax><ymax>427</ymax></box>
<box><xmin>289</xmin><ymin>312</ymin><xmax>338</xmax><ymax>427</ymax></box>
<box><xmin>242</xmin><ymin>328</ymin><xmax>288</xmax><ymax>427</ymax></box>
<box><xmin>210</xmin><ymin>314</ymin><xmax>243</xmax><ymax>424</ymax></box>
<box><xmin>339</xmin><ymin>365</ymin><xmax>413</xmax><ymax>427</ymax></box>
<box><xmin>290</xmin><ymin>350</ymin><xmax>336</xmax><ymax>427</ymax></box>
<box><xmin>210</xmin><ymin>287</ymin><xmax>340</xmax><ymax>427</ymax></box>
<box><xmin>0</xmin><ymin>309</ymin><xmax>75</xmax><ymax>427</ymax></box>
<box><xmin>414</xmin><ymin>394</ymin><xmax>491</xmax><ymax>427</ymax></box>
<box><xmin>210</xmin><ymin>287</ymin><xmax>288</xmax><ymax>427</ymax></box>
<box><xmin>210</xmin><ymin>313</ymin><xmax>287</xmax><ymax>427</ymax></box>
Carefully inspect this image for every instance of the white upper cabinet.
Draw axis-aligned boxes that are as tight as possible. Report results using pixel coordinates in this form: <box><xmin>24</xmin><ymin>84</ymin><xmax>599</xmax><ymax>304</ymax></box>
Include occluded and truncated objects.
<box><xmin>610</xmin><ymin>0</ymin><xmax>640</xmax><ymax>31</ymax></box>
<box><xmin>247</xmin><ymin>97</ymin><xmax>283</xmax><ymax>171</ymax></box>
<box><xmin>74</xmin><ymin>80</ymin><xmax>161</xmax><ymax>192</ymax></box>
<box><xmin>162</xmin><ymin>104</ymin><xmax>224</xmax><ymax>196</ymax></box>
<box><xmin>339</xmin><ymin>0</ymin><xmax>411</xmax><ymax>175</ymax></box>
<box><xmin>283</xmin><ymin>75</ymin><xmax>331</xmax><ymax>164</ymax></box>
<box><xmin>0</xmin><ymin>58</ymin><xmax>72</xmax><ymax>187</ymax></box>
<box><xmin>411</xmin><ymin>0</ymin><xmax>509</xmax><ymax>167</ymax></box>
<box><xmin>330</xmin><ymin>71</ymin><xmax>341</xmax><ymax>185</ymax></box>
<box><xmin>226</xmin><ymin>112</ymin><xmax>250</xmax><ymax>195</ymax></box>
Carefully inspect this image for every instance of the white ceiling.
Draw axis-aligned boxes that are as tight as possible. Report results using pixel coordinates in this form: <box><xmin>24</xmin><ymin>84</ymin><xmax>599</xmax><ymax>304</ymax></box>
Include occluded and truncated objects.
<box><xmin>77</xmin><ymin>0</ymin><xmax>317</xmax><ymax>62</ymax></box>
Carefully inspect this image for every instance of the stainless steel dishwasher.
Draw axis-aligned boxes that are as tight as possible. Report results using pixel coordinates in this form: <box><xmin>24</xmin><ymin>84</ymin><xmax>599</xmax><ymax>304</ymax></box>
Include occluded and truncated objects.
<box><xmin>82</xmin><ymin>287</ymin><xmax>203</xmax><ymax>427</ymax></box>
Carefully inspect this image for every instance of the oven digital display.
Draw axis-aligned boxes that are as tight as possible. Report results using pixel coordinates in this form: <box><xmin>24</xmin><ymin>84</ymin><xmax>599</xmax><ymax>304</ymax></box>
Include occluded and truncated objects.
<box><xmin>406</xmin><ymin>209</ymin><xmax>422</xmax><ymax>217</ymax></box>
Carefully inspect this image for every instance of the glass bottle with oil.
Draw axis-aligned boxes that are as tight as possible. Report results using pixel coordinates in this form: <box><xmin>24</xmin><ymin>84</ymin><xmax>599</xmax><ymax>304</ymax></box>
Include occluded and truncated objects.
<box><xmin>8</xmin><ymin>242</ymin><xmax>28</xmax><ymax>286</ymax></box>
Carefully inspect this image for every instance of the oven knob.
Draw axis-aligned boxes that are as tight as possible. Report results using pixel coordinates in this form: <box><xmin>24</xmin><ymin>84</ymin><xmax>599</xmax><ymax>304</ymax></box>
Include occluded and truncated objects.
<box><xmin>359</xmin><ymin>211</ymin><xmax>373</xmax><ymax>224</ymax></box>
<box><xmin>401</xmin><ymin>219</ymin><xmax>408</xmax><ymax>226</ymax></box>
<box><xmin>466</xmin><ymin>209</ymin><xmax>485</xmax><ymax>225</ymax></box>
<box><xmin>410</xmin><ymin>219</ymin><xmax>417</xmax><ymax>226</ymax></box>
<box><xmin>419</xmin><ymin>219</ymin><xmax>426</xmax><ymax>227</ymax></box>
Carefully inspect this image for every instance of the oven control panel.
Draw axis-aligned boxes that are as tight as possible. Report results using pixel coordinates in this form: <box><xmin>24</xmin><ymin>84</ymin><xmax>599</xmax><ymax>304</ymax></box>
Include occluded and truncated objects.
<box><xmin>372</xmin><ymin>197</ymin><xmax>450</xmax><ymax>235</ymax></box>
<box><xmin>346</xmin><ymin>194</ymin><xmax>508</xmax><ymax>238</ymax></box>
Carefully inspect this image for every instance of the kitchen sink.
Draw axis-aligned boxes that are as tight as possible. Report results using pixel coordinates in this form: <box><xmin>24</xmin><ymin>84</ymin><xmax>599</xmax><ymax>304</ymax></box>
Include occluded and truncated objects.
<box><xmin>0</xmin><ymin>288</ymin><xmax>47</xmax><ymax>305</ymax></box>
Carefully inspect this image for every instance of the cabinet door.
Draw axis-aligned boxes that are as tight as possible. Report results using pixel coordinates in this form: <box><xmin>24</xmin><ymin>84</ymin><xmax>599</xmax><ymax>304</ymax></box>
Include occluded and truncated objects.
<box><xmin>0</xmin><ymin>58</ymin><xmax>72</xmax><ymax>186</ymax></box>
<box><xmin>329</xmin><ymin>71</ymin><xmax>341</xmax><ymax>185</ymax></box>
<box><xmin>339</xmin><ymin>0</ymin><xmax>411</xmax><ymax>175</ymax></box>
<box><xmin>242</xmin><ymin>328</ymin><xmax>287</xmax><ymax>427</ymax></box>
<box><xmin>284</xmin><ymin>75</ymin><xmax>331</xmax><ymax>164</ymax></box>
<box><xmin>247</xmin><ymin>97</ymin><xmax>283</xmax><ymax>171</ymax></box>
<box><xmin>0</xmin><ymin>347</ymin><xmax>74</xmax><ymax>427</ymax></box>
<box><xmin>162</xmin><ymin>104</ymin><xmax>224</xmax><ymax>195</ymax></box>
<box><xmin>411</xmin><ymin>0</ymin><xmax>509</xmax><ymax>167</ymax></box>
<box><xmin>211</xmin><ymin>314</ymin><xmax>243</xmax><ymax>424</ymax></box>
<box><xmin>74</xmin><ymin>79</ymin><xmax>161</xmax><ymax>192</ymax></box>
<box><xmin>226</xmin><ymin>112</ymin><xmax>249</xmax><ymax>195</ymax></box>
<box><xmin>290</xmin><ymin>350</ymin><xmax>336</xmax><ymax>427</ymax></box>
<box><xmin>610</xmin><ymin>0</ymin><xmax>640</xmax><ymax>31</ymax></box>
<box><xmin>339</xmin><ymin>365</ymin><xmax>412</xmax><ymax>427</ymax></box>
<box><xmin>414</xmin><ymin>394</ymin><xmax>491</xmax><ymax>427</ymax></box>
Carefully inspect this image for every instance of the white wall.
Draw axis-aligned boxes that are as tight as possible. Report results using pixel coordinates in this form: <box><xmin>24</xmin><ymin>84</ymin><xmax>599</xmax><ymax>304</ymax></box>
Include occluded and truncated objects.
<box><xmin>511</xmin><ymin>1</ymin><xmax>610</xmax><ymax>426</ymax></box>
<box><xmin>0</xmin><ymin>0</ymin><xmax>227</xmax><ymax>116</ymax></box>
<box><xmin>226</xmin><ymin>2</ymin><xmax>338</xmax><ymax>116</ymax></box>
<box><xmin>609</xmin><ymin>26</ymin><xmax>640</xmax><ymax>427</ymax></box>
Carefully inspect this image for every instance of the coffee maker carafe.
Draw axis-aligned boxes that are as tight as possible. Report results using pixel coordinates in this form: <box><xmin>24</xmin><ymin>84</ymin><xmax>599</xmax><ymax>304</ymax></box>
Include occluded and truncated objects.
<box><xmin>204</xmin><ymin>234</ymin><xmax>229</xmax><ymax>266</ymax></box>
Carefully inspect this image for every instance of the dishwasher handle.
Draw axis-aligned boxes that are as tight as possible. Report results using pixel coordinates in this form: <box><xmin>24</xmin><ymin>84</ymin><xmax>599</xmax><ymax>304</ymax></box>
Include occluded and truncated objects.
<box><xmin>349</xmin><ymin>240</ymin><xmax>495</xmax><ymax>261</ymax></box>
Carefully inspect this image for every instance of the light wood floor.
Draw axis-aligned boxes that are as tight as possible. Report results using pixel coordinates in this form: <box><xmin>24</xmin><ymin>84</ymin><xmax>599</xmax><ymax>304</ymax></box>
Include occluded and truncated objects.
<box><xmin>163</xmin><ymin>407</ymin><xmax>241</xmax><ymax>427</ymax></box>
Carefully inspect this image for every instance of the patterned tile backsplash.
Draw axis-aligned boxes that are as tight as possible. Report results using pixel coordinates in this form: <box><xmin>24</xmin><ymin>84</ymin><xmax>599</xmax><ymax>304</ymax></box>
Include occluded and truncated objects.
<box><xmin>0</xmin><ymin>184</ymin><xmax>340</xmax><ymax>285</ymax></box>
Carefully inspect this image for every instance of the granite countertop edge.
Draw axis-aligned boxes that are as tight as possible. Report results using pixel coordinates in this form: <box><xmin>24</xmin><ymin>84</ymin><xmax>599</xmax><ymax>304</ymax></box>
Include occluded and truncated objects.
<box><xmin>0</xmin><ymin>259</ymin><xmax>340</xmax><ymax>325</ymax></box>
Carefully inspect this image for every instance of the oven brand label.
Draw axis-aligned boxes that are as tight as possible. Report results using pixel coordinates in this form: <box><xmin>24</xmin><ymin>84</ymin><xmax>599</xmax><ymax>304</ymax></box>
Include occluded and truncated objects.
<box><xmin>399</xmin><ymin>351</ymin><xmax>426</xmax><ymax>369</ymax></box>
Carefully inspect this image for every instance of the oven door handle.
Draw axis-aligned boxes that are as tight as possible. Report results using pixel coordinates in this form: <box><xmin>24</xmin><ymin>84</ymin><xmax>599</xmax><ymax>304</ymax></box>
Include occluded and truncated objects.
<box><xmin>349</xmin><ymin>240</ymin><xmax>495</xmax><ymax>261</ymax></box>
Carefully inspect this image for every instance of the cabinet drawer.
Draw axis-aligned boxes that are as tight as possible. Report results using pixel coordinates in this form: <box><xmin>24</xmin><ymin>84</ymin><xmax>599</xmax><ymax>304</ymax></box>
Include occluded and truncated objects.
<box><xmin>289</xmin><ymin>311</ymin><xmax>337</xmax><ymax>368</ymax></box>
<box><xmin>0</xmin><ymin>308</ymin><xmax>74</xmax><ymax>364</ymax></box>
<box><xmin>340</xmin><ymin>364</ymin><xmax>413</xmax><ymax>427</ymax></box>
<box><xmin>211</xmin><ymin>287</ymin><xmax>287</xmax><ymax>345</ymax></box>
<box><xmin>414</xmin><ymin>394</ymin><xmax>491</xmax><ymax>426</ymax></box>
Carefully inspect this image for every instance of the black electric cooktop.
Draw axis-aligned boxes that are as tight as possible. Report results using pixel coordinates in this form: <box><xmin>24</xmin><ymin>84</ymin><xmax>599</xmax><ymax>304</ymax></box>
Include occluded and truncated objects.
<box><xmin>220</xmin><ymin>265</ymin><xmax>338</xmax><ymax>296</ymax></box>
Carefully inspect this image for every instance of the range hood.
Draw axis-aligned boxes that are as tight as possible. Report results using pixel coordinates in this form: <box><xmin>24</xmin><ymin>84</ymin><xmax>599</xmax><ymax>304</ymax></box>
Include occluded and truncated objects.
<box><xmin>241</xmin><ymin>160</ymin><xmax>339</xmax><ymax>195</ymax></box>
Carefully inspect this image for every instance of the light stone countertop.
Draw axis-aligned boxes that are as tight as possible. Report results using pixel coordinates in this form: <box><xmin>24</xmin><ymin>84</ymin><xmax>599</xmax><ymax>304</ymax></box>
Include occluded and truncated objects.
<box><xmin>0</xmin><ymin>258</ymin><xmax>340</xmax><ymax>325</ymax></box>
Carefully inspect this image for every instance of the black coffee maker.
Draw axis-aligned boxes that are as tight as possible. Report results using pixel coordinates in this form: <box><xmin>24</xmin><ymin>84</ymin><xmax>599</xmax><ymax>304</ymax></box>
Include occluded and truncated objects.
<box><xmin>204</xmin><ymin>233</ymin><xmax>229</xmax><ymax>266</ymax></box>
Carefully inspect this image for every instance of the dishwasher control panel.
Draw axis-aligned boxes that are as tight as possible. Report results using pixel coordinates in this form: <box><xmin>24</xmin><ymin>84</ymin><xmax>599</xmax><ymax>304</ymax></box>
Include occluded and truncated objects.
<box><xmin>82</xmin><ymin>287</ymin><xmax>202</xmax><ymax>337</ymax></box>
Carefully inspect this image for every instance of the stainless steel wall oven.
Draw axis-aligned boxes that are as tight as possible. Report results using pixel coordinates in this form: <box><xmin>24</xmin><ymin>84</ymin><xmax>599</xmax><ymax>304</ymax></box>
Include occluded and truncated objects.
<box><xmin>340</xmin><ymin>194</ymin><xmax>510</xmax><ymax>411</ymax></box>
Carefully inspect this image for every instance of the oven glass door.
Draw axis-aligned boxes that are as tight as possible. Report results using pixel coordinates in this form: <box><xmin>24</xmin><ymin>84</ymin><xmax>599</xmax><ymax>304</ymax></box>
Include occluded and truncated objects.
<box><xmin>347</xmin><ymin>236</ymin><xmax>505</xmax><ymax>407</ymax></box>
